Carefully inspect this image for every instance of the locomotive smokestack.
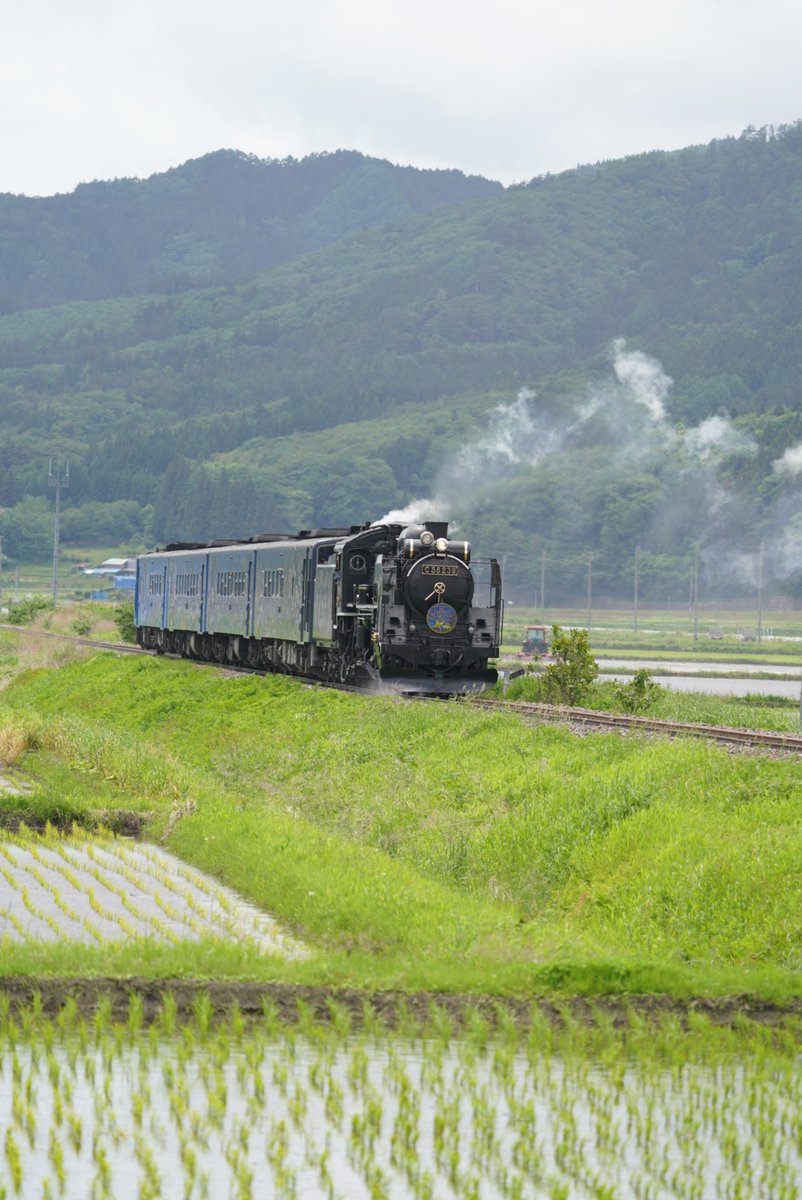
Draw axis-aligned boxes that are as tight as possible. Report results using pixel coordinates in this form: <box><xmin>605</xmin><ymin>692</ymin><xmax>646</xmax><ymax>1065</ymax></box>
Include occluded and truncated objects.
<box><xmin>424</xmin><ymin>521</ymin><xmax>448</xmax><ymax>539</ymax></box>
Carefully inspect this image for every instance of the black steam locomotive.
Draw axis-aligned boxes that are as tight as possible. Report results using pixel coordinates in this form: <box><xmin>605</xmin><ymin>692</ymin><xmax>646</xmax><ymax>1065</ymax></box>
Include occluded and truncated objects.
<box><xmin>135</xmin><ymin>520</ymin><xmax>503</xmax><ymax>693</ymax></box>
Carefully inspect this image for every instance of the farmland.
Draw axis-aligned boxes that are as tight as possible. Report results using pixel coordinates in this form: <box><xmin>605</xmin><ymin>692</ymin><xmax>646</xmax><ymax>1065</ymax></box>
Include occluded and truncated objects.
<box><xmin>3</xmin><ymin>642</ymin><xmax>802</xmax><ymax>1195</ymax></box>
<box><xmin>2</xmin><ymin>995</ymin><xmax>802</xmax><ymax>1199</ymax></box>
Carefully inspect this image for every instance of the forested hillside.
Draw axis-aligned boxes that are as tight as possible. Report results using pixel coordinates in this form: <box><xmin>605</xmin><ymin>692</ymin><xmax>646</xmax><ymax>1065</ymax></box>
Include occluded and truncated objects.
<box><xmin>0</xmin><ymin>149</ymin><xmax>500</xmax><ymax>311</ymax></box>
<box><xmin>2</xmin><ymin>124</ymin><xmax>802</xmax><ymax>601</ymax></box>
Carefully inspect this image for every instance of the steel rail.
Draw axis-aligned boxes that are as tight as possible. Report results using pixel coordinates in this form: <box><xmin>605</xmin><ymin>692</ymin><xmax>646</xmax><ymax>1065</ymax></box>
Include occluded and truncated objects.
<box><xmin>465</xmin><ymin>696</ymin><xmax>802</xmax><ymax>753</ymax></box>
<box><xmin>0</xmin><ymin>623</ymin><xmax>145</xmax><ymax>655</ymax></box>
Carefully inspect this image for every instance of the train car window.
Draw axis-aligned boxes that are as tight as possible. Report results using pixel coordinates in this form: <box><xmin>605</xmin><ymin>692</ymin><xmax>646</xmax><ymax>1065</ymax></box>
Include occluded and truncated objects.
<box><xmin>176</xmin><ymin>571</ymin><xmax>199</xmax><ymax>597</ymax></box>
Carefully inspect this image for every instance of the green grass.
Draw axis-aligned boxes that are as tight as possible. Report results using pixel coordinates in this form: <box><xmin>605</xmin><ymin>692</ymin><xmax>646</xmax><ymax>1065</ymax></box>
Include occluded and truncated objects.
<box><xmin>3</xmin><ymin>653</ymin><xmax>802</xmax><ymax>1000</ymax></box>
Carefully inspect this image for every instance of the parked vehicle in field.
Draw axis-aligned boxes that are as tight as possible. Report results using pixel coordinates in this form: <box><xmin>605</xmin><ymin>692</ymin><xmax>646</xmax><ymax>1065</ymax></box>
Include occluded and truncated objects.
<box><xmin>517</xmin><ymin>624</ymin><xmax>551</xmax><ymax>659</ymax></box>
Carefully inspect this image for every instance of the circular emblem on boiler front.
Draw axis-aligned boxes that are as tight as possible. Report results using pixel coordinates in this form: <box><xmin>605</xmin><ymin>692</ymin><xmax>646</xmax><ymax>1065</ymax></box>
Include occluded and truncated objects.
<box><xmin>426</xmin><ymin>603</ymin><xmax>457</xmax><ymax>634</ymax></box>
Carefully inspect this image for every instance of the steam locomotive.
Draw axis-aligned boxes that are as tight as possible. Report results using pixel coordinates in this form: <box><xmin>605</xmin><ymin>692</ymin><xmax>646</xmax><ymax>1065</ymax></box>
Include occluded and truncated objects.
<box><xmin>135</xmin><ymin>520</ymin><xmax>503</xmax><ymax>693</ymax></box>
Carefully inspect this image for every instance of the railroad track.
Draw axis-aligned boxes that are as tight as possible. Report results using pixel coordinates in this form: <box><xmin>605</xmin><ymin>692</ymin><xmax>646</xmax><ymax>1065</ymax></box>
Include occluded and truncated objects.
<box><xmin>0</xmin><ymin>624</ymin><xmax>145</xmax><ymax>656</ymax></box>
<box><xmin>4</xmin><ymin>624</ymin><xmax>801</xmax><ymax>754</ymax></box>
<box><xmin>466</xmin><ymin>696</ymin><xmax>802</xmax><ymax>754</ymax></box>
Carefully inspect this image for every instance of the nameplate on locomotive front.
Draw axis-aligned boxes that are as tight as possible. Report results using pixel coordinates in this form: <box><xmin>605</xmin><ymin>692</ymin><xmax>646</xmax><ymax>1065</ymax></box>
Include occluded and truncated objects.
<box><xmin>422</xmin><ymin>564</ymin><xmax>459</xmax><ymax>576</ymax></box>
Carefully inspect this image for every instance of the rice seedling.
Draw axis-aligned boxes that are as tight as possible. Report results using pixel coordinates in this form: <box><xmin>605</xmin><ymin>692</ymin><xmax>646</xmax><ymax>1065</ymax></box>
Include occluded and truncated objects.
<box><xmin>0</xmin><ymin>826</ymin><xmax>305</xmax><ymax>960</ymax></box>
<box><xmin>1</xmin><ymin>997</ymin><xmax>802</xmax><ymax>1197</ymax></box>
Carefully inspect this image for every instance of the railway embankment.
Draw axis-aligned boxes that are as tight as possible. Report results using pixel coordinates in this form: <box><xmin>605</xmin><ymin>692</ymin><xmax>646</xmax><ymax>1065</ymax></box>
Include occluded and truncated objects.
<box><xmin>1</xmin><ymin>651</ymin><xmax>801</xmax><ymax>1008</ymax></box>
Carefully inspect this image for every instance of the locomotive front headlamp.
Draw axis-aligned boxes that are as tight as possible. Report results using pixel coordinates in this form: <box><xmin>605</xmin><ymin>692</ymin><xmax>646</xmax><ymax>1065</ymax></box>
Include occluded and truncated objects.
<box><xmin>434</xmin><ymin>537</ymin><xmax>449</xmax><ymax>554</ymax></box>
<box><xmin>420</xmin><ymin>530</ymin><xmax>434</xmax><ymax>547</ymax></box>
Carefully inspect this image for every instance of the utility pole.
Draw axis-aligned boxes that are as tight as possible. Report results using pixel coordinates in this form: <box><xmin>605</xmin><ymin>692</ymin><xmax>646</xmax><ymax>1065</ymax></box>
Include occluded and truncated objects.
<box><xmin>0</xmin><ymin>535</ymin><xmax>3</xmax><ymax>598</ymax></box>
<box><xmin>691</xmin><ymin>544</ymin><xmax>699</xmax><ymax>641</ymax></box>
<box><xmin>48</xmin><ymin>456</ymin><xmax>69</xmax><ymax>605</ymax></box>
<box><xmin>756</xmin><ymin>540</ymin><xmax>764</xmax><ymax>643</ymax></box>
<box><xmin>586</xmin><ymin>552</ymin><xmax>593</xmax><ymax>635</ymax></box>
<box><xmin>540</xmin><ymin>549</ymin><xmax>546</xmax><ymax>618</ymax></box>
<box><xmin>633</xmin><ymin>545</ymin><xmax>640</xmax><ymax>634</ymax></box>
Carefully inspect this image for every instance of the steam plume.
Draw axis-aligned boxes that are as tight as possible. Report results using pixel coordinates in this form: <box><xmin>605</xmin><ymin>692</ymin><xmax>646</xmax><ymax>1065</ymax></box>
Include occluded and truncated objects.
<box><xmin>773</xmin><ymin>443</ymin><xmax>802</xmax><ymax>476</ymax></box>
<box><xmin>611</xmin><ymin>338</ymin><xmax>670</xmax><ymax>422</ymax></box>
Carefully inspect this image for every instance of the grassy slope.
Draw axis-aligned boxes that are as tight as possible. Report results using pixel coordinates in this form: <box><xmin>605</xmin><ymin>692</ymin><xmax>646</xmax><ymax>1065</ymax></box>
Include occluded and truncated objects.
<box><xmin>2</xmin><ymin>653</ymin><xmax>802</xmax><ymax>1001</ymax></box>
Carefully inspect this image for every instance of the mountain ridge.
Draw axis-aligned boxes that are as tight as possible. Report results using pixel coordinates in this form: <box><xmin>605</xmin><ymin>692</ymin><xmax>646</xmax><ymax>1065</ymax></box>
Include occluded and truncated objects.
<box><xmin>0</xmin><ymin>148</ymin><xmax>501</xmax><ymax>312</ymax></box>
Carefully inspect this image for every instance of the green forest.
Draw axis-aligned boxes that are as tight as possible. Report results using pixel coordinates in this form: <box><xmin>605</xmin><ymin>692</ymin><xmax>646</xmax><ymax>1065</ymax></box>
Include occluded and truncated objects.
<box><xmin>2</xmin><ymin>126</ymin><xmax>802</xmax><ymax>601</ymax></box>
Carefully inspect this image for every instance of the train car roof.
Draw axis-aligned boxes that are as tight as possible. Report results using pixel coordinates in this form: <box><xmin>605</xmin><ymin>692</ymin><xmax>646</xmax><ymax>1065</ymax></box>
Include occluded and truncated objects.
<box><xmin>138</xmin><ymin>531</ymin><xmax>366</xmax><ymax>560</ymax></box>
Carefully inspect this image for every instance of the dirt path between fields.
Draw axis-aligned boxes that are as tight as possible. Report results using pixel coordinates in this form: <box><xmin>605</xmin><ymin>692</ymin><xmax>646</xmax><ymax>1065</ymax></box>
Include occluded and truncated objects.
<box><xmin>0</xmin><ymin>976</ymin><xmax>799</xmax><ymax>1029</ymax></box>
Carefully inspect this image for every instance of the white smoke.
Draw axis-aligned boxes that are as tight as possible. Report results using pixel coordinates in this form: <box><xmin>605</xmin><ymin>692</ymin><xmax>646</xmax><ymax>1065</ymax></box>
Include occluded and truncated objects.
<box><xmin>456</xmin><ymin>389</ymin><xmax>537</xmax><ymax>470</ymax></box>
<box><xmin>375</xmin><ymin>497</ymin><xmax>443</xmax><ymax>526</ymax></box>
<box><xmin>375</xmin><ymin>338</ymin><xmax>761</xmax><ymax>530</ymax></box>
<box><xmin>612</xmin><ymin>341</ymin><xmax>757</xmax><ymax>463</ymax></box>
<box><xmin>374</xmin><ymin>386</ymin><xmax>548</xmax><ymax>524</ymax></box>
<box><xmin>684</xmin><ymin>414</ymin><xmax>757</xmax><ymax>460</ymax></box>
<box><xmin>773</xmin><ymin>443</ymin><xmax>802</xmax><ymax>476</ymax></box>
<box><xmin>611</xmin><ymin>338</ymin><xmax>671</xmax><ymax>423</ymax></box>
<box><xmin>702</xmin><ymin>548</ymin><xmax>759</xmax><ymax>589</ymax></box>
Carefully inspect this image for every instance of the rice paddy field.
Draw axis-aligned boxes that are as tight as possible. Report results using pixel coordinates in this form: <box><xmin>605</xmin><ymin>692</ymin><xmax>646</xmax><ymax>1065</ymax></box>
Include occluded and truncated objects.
<box><xmin>1</xmin><ymin>997</ymin><xmax>800</xmax><ymax>1200</ymax></box>
<box><xmin>0</xmin><ymin>826</ymin><xmax>302</xmax><ymax>958</ymax></box>
<box><xmin>501</xmin><ymin>605</ymin><xmax>802</xmax><ymax>662</ymax></box>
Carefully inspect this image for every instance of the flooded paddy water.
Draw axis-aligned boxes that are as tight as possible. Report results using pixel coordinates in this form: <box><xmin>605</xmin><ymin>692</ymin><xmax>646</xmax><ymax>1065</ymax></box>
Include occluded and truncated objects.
<box><xmin>0</xmin><ymin>999</ymin><xmax>799</xmax><ymax>1199</ymax></box>
<box><xmin>0</xmin><ymin>829</ymin><xmax>304</xmax><ymax>957</ymax></box>
<box><xmin>596</xmin><ymin>657</ymin><xmax>802</xmax><ymax>698</ymax></box>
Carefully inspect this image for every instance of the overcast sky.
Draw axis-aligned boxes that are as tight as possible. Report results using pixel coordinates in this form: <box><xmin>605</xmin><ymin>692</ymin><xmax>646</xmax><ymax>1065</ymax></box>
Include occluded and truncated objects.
<box><xmin>4</xmin><ymin>0</ymin><xmax>802</xmax><ymax>197</ymax></box>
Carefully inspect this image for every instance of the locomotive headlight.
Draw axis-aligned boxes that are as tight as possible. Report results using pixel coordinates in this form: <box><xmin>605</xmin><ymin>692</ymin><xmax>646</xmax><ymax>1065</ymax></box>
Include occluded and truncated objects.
<box><xmin>468</xmin><ymin>624</ymin><xmax>475</xmax><ymax>636</ymax></box>
<box><xmin>409</xmin><ymin>623</ymin><xmax>417</xmax><ymax>632</ymax></box>
<box><xmin>434</xmin><ymin>537</ymin><xmax>449</xmax><ymax>554</ymax></box>
<box><xmin>420</xmin><ymin>530</ymin><xmax>434</xmax><ymax>547</ymax></box>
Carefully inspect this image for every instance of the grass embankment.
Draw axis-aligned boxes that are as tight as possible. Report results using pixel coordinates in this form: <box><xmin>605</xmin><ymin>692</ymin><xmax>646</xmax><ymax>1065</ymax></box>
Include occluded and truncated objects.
<box><xmin>2</xmin><ymin>653</ymin><xmax>802</xmax><ymax>1001</ymax></box>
